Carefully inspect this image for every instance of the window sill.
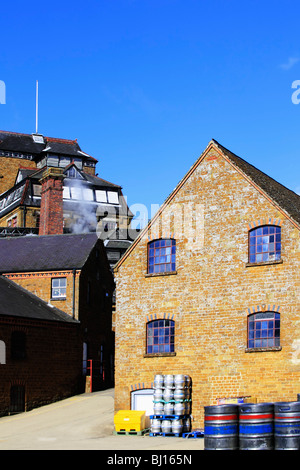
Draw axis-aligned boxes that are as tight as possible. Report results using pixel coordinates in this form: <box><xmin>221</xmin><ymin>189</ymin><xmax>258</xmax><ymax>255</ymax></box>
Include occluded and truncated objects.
<box><xmin>50</xmin><ymin>297</ymin><xmax>67</xmax><ymax>301</ymax></box>
<box><xmin>245</xmin><ymin>259</ymin><xmax>283</xmax><ymax>268</ymax></box>
<box><xmin>245</xmin><ymin>346</ymin><xmax>282</xmax><ymax>353</ymax></box>
<box><xmin>145</xmin><ymin>271</ymin><xmax>177</xmax><ymax>278</ymax></box>
<box><xmin>143</xmin><ymin>352</ymin><xmax>176</xmax><ymax>358</ymax></box>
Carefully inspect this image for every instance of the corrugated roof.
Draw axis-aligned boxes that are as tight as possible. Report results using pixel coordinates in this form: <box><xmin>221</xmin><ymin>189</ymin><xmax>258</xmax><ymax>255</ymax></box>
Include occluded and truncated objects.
<box><xmin>0</xmin><ymin>275</ymin><xmax>78</xmax><ymax>323</ymax></box>
<box><xmin>0</xmin><ymin>232</ymin><xmax>99</xmax><ymax>273</ymax></box>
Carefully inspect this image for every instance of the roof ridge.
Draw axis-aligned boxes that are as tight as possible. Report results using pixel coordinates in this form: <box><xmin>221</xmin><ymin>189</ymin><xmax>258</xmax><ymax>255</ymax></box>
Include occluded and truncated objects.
<box><xmin>212</xmin><ymin>139</ymin><xmax>300</xmax><ymax>198</ymax></box>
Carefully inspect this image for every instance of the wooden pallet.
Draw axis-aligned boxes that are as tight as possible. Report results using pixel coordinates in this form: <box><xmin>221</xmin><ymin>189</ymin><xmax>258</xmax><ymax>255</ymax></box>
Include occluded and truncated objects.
<box><xmin>149</xmin><ymin>432</ymin><xmax>182</xmax><ymax>437</ymax></box>
<box><xmin>113</xmin><ymin>428</ymin><xmax>150</xmax><ymax>436</ymax></box>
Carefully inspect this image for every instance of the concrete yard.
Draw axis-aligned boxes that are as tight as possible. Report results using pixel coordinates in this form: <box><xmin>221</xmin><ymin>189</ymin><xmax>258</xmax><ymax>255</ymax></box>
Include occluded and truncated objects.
<box><xmin>0</xmin><ymin>388</ymin><xmax>204</xmax><ymax>451</ymax></box>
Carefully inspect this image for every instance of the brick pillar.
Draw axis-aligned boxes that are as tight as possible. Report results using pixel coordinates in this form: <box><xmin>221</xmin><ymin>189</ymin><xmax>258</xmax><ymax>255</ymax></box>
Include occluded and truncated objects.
<box><xmin>39</xmin><ymin>168</ymin><xmax>64</xmax><ymax>236</ymax></box>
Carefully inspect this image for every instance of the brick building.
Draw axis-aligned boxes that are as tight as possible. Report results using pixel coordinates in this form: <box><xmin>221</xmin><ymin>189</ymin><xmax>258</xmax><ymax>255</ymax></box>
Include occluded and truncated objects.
<box><xmin>0</xmin><ymin>232</ymin><xmax>115</xmax><ymax>372</ymax></box>
<box><xmin>113</xmin><ymin>139</ymin><xmax>300</xmax><ymax>428</ymax></box>
<box><xmin>0</xmin><ymin>275</ymin><xmax>81</xmax><ymax>416</ymax></box>
<box><xmin>0</xmin><ymin>130</ymin><xmax>134</xmax><ymax>265</ymax></box>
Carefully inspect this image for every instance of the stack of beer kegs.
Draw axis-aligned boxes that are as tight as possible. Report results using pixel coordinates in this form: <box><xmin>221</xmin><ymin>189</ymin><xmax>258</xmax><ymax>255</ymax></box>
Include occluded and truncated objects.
<box><xmin>151</xmin><ymin>374</ymin><xmax>192</xmax><ymax>435</ymax></box>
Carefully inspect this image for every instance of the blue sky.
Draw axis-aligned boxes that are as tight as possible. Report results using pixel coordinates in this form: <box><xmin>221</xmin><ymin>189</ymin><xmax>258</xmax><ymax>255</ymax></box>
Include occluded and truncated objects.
<box><xmin>1</xmin><ymin>0</ymin><xmax>300</xmax><ymax>224</ymax></box>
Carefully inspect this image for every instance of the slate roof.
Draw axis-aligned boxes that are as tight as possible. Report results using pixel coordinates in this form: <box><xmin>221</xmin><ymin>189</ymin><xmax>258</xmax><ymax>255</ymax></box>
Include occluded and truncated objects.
<box><xmin>212</xmin><ymin>139</ymin><xmax>300</xmax><ymax>227</ymax></box>
<box><xmin>0</xmin><ymin>275</ymin><xmax>78</xmax><ymax>323</ymax></box>
<box><xmin>0</xmin><ymin>130</ymin><xmax>97</xmax><ymax>162</ymax></box>
<box><xmin>0</xmin><ymin>232</ymin><xmax>99</xmax><ymax>273</ymax></box>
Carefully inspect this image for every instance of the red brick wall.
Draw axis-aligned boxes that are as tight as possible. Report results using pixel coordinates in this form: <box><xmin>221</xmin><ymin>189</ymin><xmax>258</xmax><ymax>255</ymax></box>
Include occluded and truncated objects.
<box><xmin>0</xmin><ymin>316</ymin><xmax>82</xmax><ymax>416</ymax></box>
<box><xmin>39</xmin><ymin>168</ymin><xmax>64</xmax><ymax>236</ymax></box>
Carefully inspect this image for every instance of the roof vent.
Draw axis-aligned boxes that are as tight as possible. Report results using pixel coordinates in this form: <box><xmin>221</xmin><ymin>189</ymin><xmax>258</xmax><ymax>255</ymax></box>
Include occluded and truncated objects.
<box><xmin>32</xmin><ymin>133</ymin><xmax>44</xmax><ymax>144</ymax></box>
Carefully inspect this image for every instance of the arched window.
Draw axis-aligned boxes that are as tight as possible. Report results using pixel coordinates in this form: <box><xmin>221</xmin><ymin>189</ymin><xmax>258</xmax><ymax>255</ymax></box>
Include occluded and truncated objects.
<box><xmin>146</xmin><ymin>319</ymin><xmax>175</xmax><ymax>354</ymax></box>
<box><xmin>148</xmin><ymin>239</ymin><xmax>176</xmax><ymax>274</ymax></box>
<box><xmin>249</xmin><ymin>225</ymin><xmax>281</xmax><ymax>263</ymax></box>
<box><xmin>248</xmin><ymin>311</ymin><xmax>280</xmax><ymax>349</ymax></box>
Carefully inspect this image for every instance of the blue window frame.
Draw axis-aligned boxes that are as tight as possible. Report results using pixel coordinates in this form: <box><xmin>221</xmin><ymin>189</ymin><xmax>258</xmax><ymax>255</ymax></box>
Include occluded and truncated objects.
<box><xmin>249</xmin><ymin>225</ymin><xmax>281</xmax><ymax>263</ymax></box>
<box><xmin>146</xmin><ymin>319</ymin><xmax>175</xmax><ymax>354</ymax></box>
<box><xmin>148</xmin><ymin>239</ymin><xmax>176</xmax><ymax>274</ymax></box>
<box><xmin>248</xmin><ymin>312</ymin><xmax>280</xmax><ymax>348</ymax></box>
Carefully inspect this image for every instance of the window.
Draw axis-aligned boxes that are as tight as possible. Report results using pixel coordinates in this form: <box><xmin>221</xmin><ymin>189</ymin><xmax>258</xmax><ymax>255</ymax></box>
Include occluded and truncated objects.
<box><xmin>107</xmin><ymin>191</ymin><xmax>119</xmax><ymax>204</ymax></box>
<box><xmin>32</xmin><ymin>184</ymin><xmax>41</xmax><ymax>196</ymax></box>
<box><xmin>146</xmin><ymin>319</ymin><xmax>175</xmax><ymax>354</ymax></box>
<box><xmin>65</xmin><ymin>166</ymin><xmax>83</xmax><ymax>179</ymax></box>
<box><xmin>248</xmin><ymin>311</ymin><xmax>280</xmax><ymax>349</ymax></box>
<box><xmin>249</xmin><ymin>225</ymin><xmax>281</xmax><ymax>263</ymax></box>
<box><xmin>63</xmin><ymin>186</ymin><xmax>70</xmax><ymax>199</ymax></box>
<box><xmin>51</xmin><ymin>277</ymin><xmax>67</xmax><ymax>299</ymax></box>
<box><xmin>95</xmin><ymin>190</ymin><xmax>107</xmax><ymax>203</ymax></box>
<box><xmin>82</xmin><ymin>188</ymin><xmax>94</xmax><ymax>201</ymax></box>
<box><xmin>148</xmin><ymin>239</ymin><xmax>176</xmax><ymax>274</ymax></box>
<box><xmin>70</xmin><ymin>186</ymin><xmax>82</xmax><ymax>200</ymax></box>
<box><xmin>11</xmin><ymin>331</ymin><xmax>26</xmax><ymax>359</ymax></box>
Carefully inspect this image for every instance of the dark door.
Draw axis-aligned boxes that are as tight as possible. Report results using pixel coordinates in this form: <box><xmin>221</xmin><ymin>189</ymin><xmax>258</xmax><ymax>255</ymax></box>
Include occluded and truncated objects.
<box><xmin>10</xmin><ymin>385</ymin><xmax>25</xmax><ymax>414</ymax></box>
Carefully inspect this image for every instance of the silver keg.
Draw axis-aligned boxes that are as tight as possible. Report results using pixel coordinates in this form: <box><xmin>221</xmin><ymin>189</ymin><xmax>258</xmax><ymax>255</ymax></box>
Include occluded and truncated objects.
<box><xmin>174</xmin><ymin>402</ymin><xmax>185</xmax><ymax>416</ymax></box>
<box><xmin>151</xmin><ymin>418</ymin><xmax>161</xmax><ymax>433</ymax></box>
<box><xmin>154</xmin><ymin>374</ymin><xmax>164</xmax><ymax>388</ymax></box>
<box><xmin>164</xmin><ymin>374</ymin><xmax>174</xmax><ymax>389</ymax></box>
<box><xmin>153</xmin><ymin>388</ymin><xmax>163</xmax><ymax>401</ymax></box>
<box><xmin>185</xmin><ymin>375</ymin><xmax>191</xmax><ymax>387</ymax></box>
<box><xmin>153</xmin><ymin>401</ymin><xmax>164</xmax><ymax>415</ymax></box>
<box><xmin>172</xmin><ymin>418</ymin><xmax>183</xmax><ymax>434</ymax></box>
<box><xmin>174</xmin><ymin>374</ymin><xmax>185</xmax><ymax>389</ymax></box>
<box><xmin>164</xmin><ymin>402</ymin><xmax>174</xmax><ymax>415</ymax></box>
<box><xmin>163</xmin><ymin>388</ymin><xmax>174</xmax><ymax>402</ymax></box>
<box><xmin>161</xmin><ymin>419</ymin><xmax>172</xmax><ymax>433</ymax></box>
<box><xmin>183</xmin><ymin>417</ymin><xmax>191</xmax><ymax>433</ymax></box>
<box><xmin>174</xmin><ymin>388</ymin><xmax>185</xmax><ymax>401</ymax></box>
<box><xmin>185</xmin><ymin>401</ymin><xmax>190</xmax><ymax>415</ymax></box>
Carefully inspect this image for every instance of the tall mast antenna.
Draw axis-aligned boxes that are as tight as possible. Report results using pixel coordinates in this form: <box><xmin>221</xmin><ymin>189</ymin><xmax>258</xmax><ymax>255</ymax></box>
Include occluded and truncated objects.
<box><xmin>35</xmin><ymin>80</ymin><xmax>38</xmax><ymax>134</ymax></box>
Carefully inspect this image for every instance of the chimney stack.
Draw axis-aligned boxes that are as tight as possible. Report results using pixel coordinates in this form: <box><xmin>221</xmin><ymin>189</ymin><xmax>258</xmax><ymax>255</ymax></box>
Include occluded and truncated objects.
<box><xmin>39</xmin><ymin>168</ymin><xmax>64</xmax><ymax>236</ymax></box>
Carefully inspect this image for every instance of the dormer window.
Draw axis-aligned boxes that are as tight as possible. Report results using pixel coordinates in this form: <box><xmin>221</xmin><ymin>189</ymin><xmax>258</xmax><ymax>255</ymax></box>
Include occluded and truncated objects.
<box><xmin>65</xmin><ymin>166</ymin><xmax>83</xmax><ymax>179</ymax></box>
<box><xmin>32</xmin><ymin>134</ymin><xmax>44</xmax><ymax>144</ymax></box>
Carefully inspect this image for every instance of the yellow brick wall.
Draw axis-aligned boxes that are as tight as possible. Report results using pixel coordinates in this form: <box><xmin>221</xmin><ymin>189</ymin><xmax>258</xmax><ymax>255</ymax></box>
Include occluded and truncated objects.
<box><xmin>0</xmin><ymin>206</ymin><xmax>39</xmax><ymax>228</ymax></box>
<box><xmin>4</xmin><ymin>271</ymin><xmax>80</xmax><ymax>318</ymax></box>
<box><xmin>114</xmin><ymin>146</ymin><xmax>300</xmax><ymax>428</ymax></box>
<box><xmin>0</xmin><ymin>158</ymin><xmax>36</xmax><ymax>194</ymax></box>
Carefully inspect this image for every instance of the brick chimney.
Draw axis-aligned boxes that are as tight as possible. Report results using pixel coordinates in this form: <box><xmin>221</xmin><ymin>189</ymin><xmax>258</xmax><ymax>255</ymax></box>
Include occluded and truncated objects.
<box><xmin>39</xmin><ymin>168</ymin><xmax>64</xmax><ymax>236</ymax></box>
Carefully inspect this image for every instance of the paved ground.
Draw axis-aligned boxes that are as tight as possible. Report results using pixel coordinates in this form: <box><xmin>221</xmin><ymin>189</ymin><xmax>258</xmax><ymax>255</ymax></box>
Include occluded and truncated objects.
<box><xmin>0</xmin><ymin>388</ymin><xmax>204</xmax><ymax>451</ymax></box>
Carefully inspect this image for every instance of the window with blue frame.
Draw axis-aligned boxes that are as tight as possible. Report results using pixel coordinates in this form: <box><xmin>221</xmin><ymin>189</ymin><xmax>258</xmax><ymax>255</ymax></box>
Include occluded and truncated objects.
<box><xmin>249</xmin><ymin>225</ymin><xmax>281</xmax><ymax>263</ymax></box>
<box><xmin>146</xmin><ymin>319</ymin><xmax>175</xmax><ymax>354</ymax></box>
<box><xmin>148</xmin><ymin>239</ymin><xmax>176</xmax><ymax>274</ymax></box>
<box><xmin>247</xmin><ymin>312</ymin><xmax>280</xmax><ymax>349</ymax></box>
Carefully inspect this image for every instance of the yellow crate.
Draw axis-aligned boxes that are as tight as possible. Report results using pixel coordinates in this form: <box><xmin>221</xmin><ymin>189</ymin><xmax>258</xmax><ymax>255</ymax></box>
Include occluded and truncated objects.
<box><xmin>114</xmin><ymin>410</ymin><xmax>147</xmax><ymax>432</ymax></box>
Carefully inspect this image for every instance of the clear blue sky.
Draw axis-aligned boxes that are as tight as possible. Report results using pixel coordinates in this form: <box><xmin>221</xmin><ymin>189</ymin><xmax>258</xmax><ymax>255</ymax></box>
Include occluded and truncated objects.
<box><xmin>1</xmin><ymin>0</ymin><xmax>300</xmax><ymax>224</ymax></box>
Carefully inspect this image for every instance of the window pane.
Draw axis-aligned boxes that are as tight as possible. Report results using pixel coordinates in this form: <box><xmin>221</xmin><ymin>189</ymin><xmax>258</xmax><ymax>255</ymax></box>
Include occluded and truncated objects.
<box><xmin>147</xmin><ymin>320</ymin><xmax>175</xmax><ymax>354</ymax></box>
<box><xmin>249</xmin><ymin>226</ymin><xmax>281</xmax><ymax>263</ymax></box>
<box><xmin>148</xmin><ymin>239</ymin><xmax>176</xmax><ymax>273</ymax></box>
<box><xmin>248</xmin><ymin>312</ymin><xmax>280</xmax><ymax>349</ymax></box>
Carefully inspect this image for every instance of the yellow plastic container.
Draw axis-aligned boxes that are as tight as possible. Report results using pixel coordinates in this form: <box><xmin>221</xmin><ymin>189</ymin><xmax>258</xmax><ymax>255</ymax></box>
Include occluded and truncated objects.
<box><xmin>114</xmin><ymin>410</ymin><xmax>147</xmax><ymax>432</ymax></box>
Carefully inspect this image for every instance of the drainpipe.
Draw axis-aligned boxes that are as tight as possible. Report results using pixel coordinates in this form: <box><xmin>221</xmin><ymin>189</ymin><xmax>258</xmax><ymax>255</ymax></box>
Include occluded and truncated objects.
<box><xmin>72</xmin><ymin>268</ymin><xmax>76</xmax><ymax>319</ymax></box>
<box><xmin>23</xmin><ymin>206</ymin><xmax>27</xmax><ymax>227</ymax></box>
